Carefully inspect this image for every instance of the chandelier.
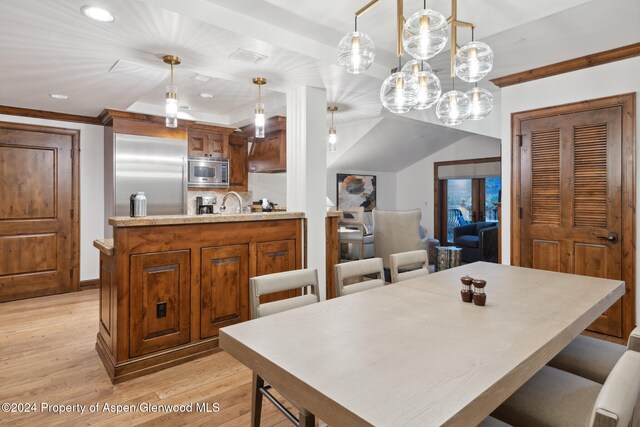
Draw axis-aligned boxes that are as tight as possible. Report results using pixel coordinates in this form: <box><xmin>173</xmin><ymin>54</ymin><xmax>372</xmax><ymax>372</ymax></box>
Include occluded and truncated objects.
<box><xmin>337</xmin><ymin>0</ymin><xmax>494</xmax><ymax>125</ymax></box>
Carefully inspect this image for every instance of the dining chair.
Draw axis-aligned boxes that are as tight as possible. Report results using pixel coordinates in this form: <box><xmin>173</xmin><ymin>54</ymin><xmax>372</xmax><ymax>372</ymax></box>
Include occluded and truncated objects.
<box><xmin>334</xmin><ymin>258</ymin><xmax>385</xmax><ymax>297</ymax></box>
<box><xmin>491</xmin><ymin>350</ymin><xmax>640</xmax><ymax>427</ymax></box>
<box><xmin>389</xmin><ymin>249</ymin><xmax>430</xmax><ymax>283</ymax></box>
<box><xmin>547</xmin><ymin>326</ymin><xmax>640</xmax><ymax>384</ymax></box>
<box><xmin>249</xmin><ymin>268</ymin><xmax>320</xmax><ymax>427</ymax></box>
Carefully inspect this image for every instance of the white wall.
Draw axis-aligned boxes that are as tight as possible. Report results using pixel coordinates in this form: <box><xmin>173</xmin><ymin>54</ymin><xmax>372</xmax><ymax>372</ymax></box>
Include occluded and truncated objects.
<box><xmin>396</xmin><ymin>135</ymin><xmax>501</xmax><ymax>234</ymax></box>
<box><xmin>0</xmin><ymin>115</ymin><xmax>104</xmax><ymax>281</ymax></box>
<box><xmin>248</xmin><ymin>172</ymin><xmax>286</xmax><ymax>206</ymax></box>
<box><xmin>500</xmin><ymin>56</ymin><xmax>640</xmax><ymax>322</ymax></box>
<box><xmin>326</xmin><ymin>168</ymin><xmax>397</xmax><ymax>217</ymax></box>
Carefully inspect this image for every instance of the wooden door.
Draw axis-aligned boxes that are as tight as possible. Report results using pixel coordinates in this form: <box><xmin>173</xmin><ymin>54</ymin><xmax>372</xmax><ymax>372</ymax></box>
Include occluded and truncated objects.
<box><xmin>129</xmin><ymin>250</ymin><xmax>191</xmax><ymax>357</ymax></box>
<box><xmin>228</xmin><ymin>133</ymin><xmax>247</xmax><ymax>191</ymax></box>
<box><xmin>256</xmin><ymin>240</ymin><xmax>297</xmax><ymax>303</ymax></box>
<box><xmin>201</xmin><ymin>245</ymin><xmax>249</xmax><ymax>338</ymax></box>
<box><xmin>520</xmin><ymin>106</ymin><xmax>623</xmax><ymax>336</ymax></box>
<box><xmin>0</xmin><ymin>123</ymin><xmax>78</xmax><ymax>302</ymax></box>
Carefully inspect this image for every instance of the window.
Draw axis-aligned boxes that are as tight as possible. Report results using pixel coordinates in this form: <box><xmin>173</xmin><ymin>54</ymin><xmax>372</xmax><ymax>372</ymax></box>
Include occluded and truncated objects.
<box><xmin>434</xmin><ymin>158</ymin><xmax>501</xmax><ymax>244</ymax></box>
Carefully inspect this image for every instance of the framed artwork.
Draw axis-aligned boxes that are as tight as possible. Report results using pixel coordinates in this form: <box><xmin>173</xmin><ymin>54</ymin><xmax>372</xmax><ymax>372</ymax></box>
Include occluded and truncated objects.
<box><xmin>337</xmin><ymin>174</ymin><xmax>377</xmax><ymax>212</ymax></box>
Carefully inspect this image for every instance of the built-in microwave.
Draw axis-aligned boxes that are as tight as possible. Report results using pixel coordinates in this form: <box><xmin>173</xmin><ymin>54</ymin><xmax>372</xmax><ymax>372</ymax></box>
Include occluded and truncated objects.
<box><xmin>187</xmin><ymin>157</ymin><xmax>229</xmax><ymax>188</ymax></box>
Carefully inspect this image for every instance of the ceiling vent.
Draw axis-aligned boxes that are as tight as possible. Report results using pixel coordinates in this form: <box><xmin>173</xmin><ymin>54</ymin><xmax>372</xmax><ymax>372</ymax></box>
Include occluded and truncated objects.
<box><xmin>229</xmin><ymin>48</ymin><xmax>268</xmax><ymax>64</ymax></box>
<box><xmin>193</xmin><ymin>74</ymin><xmax>211</xmax><ymax>82</ymax></box>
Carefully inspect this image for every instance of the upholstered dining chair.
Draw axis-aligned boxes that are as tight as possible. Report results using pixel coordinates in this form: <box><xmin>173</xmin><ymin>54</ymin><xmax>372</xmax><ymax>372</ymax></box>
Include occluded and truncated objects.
<box><xmin>249</xmin><ymin>268</ymin><xmax>320</xmax><ymax>426</ymax></box>
<box><xmin>334</xmin><ymin>258</ymin><xmax>385</xmax><ymax>297</ymax></box>
<box><xmin>491</xmin><ymin>350</ymin><xmax>640</xmax><ymax>427</ymax></box>
<box><xmin>373</xmin><ymin>209</ymin><xmax>439</xmax><ymax>279</ymax></box>
<box><xmin>389</xmin><ymin>249</ymin><xmax>430</xmax><ymax>283</ymax></box>
<box><xmin>547</xmin><ymin>326</ymin><xmax>640</xmax><ymax>384</ymax></box>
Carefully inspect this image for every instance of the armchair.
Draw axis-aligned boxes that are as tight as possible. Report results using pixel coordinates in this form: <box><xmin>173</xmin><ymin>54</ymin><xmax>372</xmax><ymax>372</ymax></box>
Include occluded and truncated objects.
<box><xmin>373</xmin><ymin>209</ymin><xmax>439</xmax><ymax>279</ymax></box>
<box><xmin>453</xmin><ymin>222</ymin><xmax>498</xmax><ymax>263</ymax></box>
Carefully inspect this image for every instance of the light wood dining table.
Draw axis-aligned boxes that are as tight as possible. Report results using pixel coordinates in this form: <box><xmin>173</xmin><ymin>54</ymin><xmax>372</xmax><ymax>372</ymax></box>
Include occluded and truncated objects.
<box><xmin>220</xmin><ymin>262</ymin><xmax>625</xmax><ymax>427</ymax></box>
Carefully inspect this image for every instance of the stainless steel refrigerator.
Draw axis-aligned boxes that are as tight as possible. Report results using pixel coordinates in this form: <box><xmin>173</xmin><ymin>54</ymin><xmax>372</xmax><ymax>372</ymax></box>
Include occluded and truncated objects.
<box><xmin>105</xmin><ymin>133</ymin><xmax>187</xmax><ymax>235</ymax></box>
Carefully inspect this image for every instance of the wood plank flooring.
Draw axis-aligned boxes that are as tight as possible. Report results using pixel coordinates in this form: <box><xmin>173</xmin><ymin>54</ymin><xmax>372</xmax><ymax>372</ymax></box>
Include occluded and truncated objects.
<box><xmin>0</xmin><ymin>290</ymin><xmax>300</xmax><ymax>426</ymax></box>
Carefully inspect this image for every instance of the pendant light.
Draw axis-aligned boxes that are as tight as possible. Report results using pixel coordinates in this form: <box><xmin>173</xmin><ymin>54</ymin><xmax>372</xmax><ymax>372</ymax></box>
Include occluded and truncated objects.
<box><xmin>455</xmin><ymin>28</ymin><xmax>493</xmax><ymax>82</ymax></box>
<box><xmin>328</xmin><ymin>106</ymin><xmax>338</xmax><ymax>152</ymax></box>
<box><xmin>337</xmin><ymin>7</ymin><xmax>376</xmax><ymax>74</ymax></box>
<box><xmin>163</xmin><ymin>55</ymin><xmax>181</xmax><ymax>128</ymax></box>
<box><xmin>401</xmin><ymin>60</ymin><xmax>441</xmax><ymax>110</ymax></box>
<box><xmin>466</xmin><ymin>86</ymin><xmax>493</xmax><ymax>120</ymax></box>
<box><xmin>402</xmin><ymin>0</ymin><xmax>448</xmax><ymax>60</ymax></box>
<box><xmin>253</xmin><ymin>77</ymin><xmax>267</xmax><ymax>138</ymax></box>
<box><xmin>436</xmin><ymin>79</ymin><xmax>471</xmax><ymax>125</ymax></box>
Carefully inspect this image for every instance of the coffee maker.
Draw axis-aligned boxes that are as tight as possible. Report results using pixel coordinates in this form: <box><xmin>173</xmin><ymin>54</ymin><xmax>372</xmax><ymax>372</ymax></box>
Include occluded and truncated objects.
<box><xmin>196</xmin><ymin>196</ymin><xmax>216</xmax><ymax>215</ymax></box>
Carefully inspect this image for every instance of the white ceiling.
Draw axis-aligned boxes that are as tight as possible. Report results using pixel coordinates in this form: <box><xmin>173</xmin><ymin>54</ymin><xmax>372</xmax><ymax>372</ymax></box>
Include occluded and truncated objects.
<box><xmin>0</xmin><ymin>0</ymin><xmax>638</xmax><ymax>169</ymax></box>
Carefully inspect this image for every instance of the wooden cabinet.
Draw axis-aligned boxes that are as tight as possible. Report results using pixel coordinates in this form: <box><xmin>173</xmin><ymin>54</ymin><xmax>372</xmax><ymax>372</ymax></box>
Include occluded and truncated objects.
<box><xmin>129</xmin><ymin>250</ymin><xmax>191</xmax><ymax>357</ymax></box>
<box><xmin>201</xmin><ymin>245</ymin><xmax>249</xmax><ymax>338</ymax></box>
<box><xmin>95</xmin><ymin>217</ymin><xmax>304</xmax><ymax>383</ymax></box>
<box><xmin>256</xmin><ymin>239</ymin><xmax>297</xmax><ymax>303</ymax></box>
<box><xmin>188</xmin><ymin>130</ymin><xmax>228</xmax><ymax>158</ymax></box>
<box><xmin>228</xmin><ymin>132</ymin><xmax>248</xmax><ymax>191</ymax></box>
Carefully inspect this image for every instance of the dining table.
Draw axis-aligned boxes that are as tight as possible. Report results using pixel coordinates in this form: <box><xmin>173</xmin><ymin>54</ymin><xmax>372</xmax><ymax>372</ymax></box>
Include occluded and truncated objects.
<box><xmin>220</xmin><ymin>262</ymin><xmax>625</xmax><ymax>426</ymax></box>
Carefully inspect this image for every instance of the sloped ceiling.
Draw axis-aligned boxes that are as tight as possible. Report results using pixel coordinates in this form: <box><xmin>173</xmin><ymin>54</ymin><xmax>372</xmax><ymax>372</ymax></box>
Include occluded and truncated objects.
<box><xmin>330</xmin><ymin>116</ymin><xmax>482</xmax><ymax>172</ymax></box>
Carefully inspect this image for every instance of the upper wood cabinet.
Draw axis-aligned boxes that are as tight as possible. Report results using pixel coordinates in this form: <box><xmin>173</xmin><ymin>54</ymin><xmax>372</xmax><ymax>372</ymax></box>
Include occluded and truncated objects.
<box><xmin>242</xmin><ymin>116</ymin><xmax>286</xmax><ymax>173</ymax></box>
<box><xmin>188</xmin><ymin>130</ymin><xmax>228</xmax><ymax>158</ymax></box>
<box><xmin>228</xmin><ymin>132</ymin><xmax>248</xmax><ymax>192</ymax></box>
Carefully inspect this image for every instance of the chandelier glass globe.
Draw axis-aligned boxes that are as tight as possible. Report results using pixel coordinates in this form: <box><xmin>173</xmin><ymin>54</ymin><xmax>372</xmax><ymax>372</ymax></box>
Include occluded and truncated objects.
<box><xmin>466</xmin><ymin>87</ymin><xmax>493</xmax><ymax>120</ymax></box>
<box><xmin>401</xmin><ymin>59</ymin><xmax>432</xmax><ymax>79</ymax></box>
<box><xmin>436</xmin><ymin>90</ymin><xmax>471</xmax><ymax>125</ymax></box>
<box><xmin>455</xmin><ymin>41</ymin><xmax>493</xmax><ymax>82</ymax></box>
<box><xmin>380</xmin><ymin>71</ymin><xmax>418</xmax><ymax>114</ymax></box>
<box><xmin>401</xmin><ymin>61</ymin><xmax>441</xmax><ymax>110</ymax></box>
<box><xmin>337</xmin><ymin>31</ymin><xmax>375</xmax><ymax>74</ymax></box>
<box><xmin>402</xmin><ymin>9</ymin><xmax>448</xmax><ymax>60</ymax></box>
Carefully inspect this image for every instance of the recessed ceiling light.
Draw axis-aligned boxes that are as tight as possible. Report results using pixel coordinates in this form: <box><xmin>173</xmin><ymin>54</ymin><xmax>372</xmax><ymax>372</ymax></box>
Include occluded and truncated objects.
<box><xmin>50</xmin><ymin>94</ymin><xmax>70</xmax><ymax>100</ymax></box>
<box><xmin>199</xmin><ymin>92</ymin><xmax>214</xmax><ymax>99</ymax></box>
<box><xmin>81</xmin><ymin>6</ymin><xmax>115</xmax><ymax>22</ymax></box>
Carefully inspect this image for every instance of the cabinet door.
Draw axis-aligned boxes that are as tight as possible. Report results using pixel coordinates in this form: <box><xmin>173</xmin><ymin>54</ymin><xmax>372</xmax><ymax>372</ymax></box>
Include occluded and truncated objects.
<box><xmin>207</xmin><ymin>132</ymin><xmax>228</xmax><ymax>158</ymax></box>
<box><xmin>228</xmin><ymin>133</ymin><xmax>247</xmax><ymax>191</ymax></box>
<box><xmin>188</xmin><ymin>130</ymin><xmax>207</xmax><ymax>157</ymax></box>
<box><xmin>256</xmin><ymin>240</ymin><xmax>298</xmax><ymax>304</ymax></box>
<box><xmin>130</xmin><ymin>250</ymin><xmax>191</xmax><ymax>357</ymax></box>
<box><xmin>201</xmin><ymin>245</ymin><xmax>249</xmax><ymax>338</ymax></box>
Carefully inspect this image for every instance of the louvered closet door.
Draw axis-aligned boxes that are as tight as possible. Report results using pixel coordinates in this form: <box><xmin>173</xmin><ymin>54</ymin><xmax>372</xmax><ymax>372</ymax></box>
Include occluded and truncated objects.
<box><xmin>520</xmin><ymin>106</ymin><xmax>623</xmax><ymax>336</ymax></box>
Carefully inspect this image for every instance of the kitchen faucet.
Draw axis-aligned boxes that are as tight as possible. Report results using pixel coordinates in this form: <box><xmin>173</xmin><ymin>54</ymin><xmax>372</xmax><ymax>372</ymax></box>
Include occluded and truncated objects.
<box><xmin>220</xmin><ymin>191</ymin><xmax>244</xmax><ymax>214</ymax></box>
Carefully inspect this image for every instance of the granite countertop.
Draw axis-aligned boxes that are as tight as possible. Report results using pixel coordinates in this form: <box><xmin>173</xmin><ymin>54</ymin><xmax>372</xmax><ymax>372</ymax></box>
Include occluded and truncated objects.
<box><xmin>93</xmin><ymin>238</ymin><xmax>114</xmax><ymax>256</ymax></box>
<box><xmin>108</xmin><ymin>212</ymin><xmax>305</xmax><ymax>227</ymax></box>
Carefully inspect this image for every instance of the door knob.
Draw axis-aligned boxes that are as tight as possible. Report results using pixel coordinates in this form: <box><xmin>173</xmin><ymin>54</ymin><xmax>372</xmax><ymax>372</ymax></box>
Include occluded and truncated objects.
<box><xmin>597</xmin><ymin>232</ymin><xmax>618</xmax><ymax>243</ymax></box>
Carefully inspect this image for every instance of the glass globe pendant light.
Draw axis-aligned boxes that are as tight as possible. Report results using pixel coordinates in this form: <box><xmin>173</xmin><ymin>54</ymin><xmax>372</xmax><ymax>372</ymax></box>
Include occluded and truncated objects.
<box><xmin>455</xmin><ymin>41</ymin><xmax>493</xmax><ymax>82</ymax></box>
<box><xmin>162</xmin><ymin>55</ymin><xmax>181</xmax><ymax>128</ymax></box>
<box><xmin>380</xmin><ymin>59</ymin><xmax>418</xmax><ymax>114</ymax></box>
<box><xmin>328</xmin><ymin>106</ymin><xmax>338</xmax><ymax>152</ymax></box>
<box><xmin>436</xmin><ymin>80</ymin><xmax>471</xmax><ymax>125</ymax></box>
<box><xmin>402</xmin><ymin>60</ymin><xmax>441</xmax><ymax>110</ymax></box>
<box><xmin>402</xmin><ymin>0</ymin><xmax>448</xmax><ymax>60</ymax></box>
<box><xmin>337</xmin><ymin>16</ymin><xmax>375</xmax><ymax>74</ymax></box>
<box><xmin>466</xmin><ymin>86</ymin><xmax>493</xmax><ymax>120</ymax></box>
<box><xmin>253</xmin><ymin>77</ymin><xmax>267</xmax><ymax>138</ymax></box>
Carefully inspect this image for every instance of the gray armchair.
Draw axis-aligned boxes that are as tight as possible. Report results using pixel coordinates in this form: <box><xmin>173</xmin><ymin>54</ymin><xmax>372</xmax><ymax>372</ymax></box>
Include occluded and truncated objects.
<box><xmin>453</xmin><ymin>222</ymin><xmax>498</xmax><ymax>263</ymax></box>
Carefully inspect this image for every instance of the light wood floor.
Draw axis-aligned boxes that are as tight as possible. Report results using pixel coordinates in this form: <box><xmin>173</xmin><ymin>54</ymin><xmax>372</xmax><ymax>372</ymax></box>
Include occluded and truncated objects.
<box><xmin>0</xmin><ymin>290</ymin><xmax>301</xmax><ymax>426</ymax></box>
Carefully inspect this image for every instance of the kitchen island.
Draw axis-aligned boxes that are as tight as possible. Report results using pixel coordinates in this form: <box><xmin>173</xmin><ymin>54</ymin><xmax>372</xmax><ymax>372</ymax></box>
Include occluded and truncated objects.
<box><xmin>93</xmin><ymin>212</ymin><xmax>305</xmax><ymax>383</ymax></box>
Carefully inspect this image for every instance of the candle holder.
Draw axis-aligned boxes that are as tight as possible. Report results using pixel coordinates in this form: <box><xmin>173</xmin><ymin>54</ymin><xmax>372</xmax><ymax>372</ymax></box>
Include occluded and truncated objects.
<box><xmin>460</xmin><ymin>275</ymin><xmax>473</xmax><ymax>303</ymax></box>
<box><xmin>472</xmin><ymin>279</ymin><xmax>487</xmax><ymax>306</ymax></box>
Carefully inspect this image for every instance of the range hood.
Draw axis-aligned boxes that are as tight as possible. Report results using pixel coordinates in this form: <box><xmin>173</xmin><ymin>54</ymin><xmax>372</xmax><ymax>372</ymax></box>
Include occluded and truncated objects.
<box><xmin>243</xmin><ymin>116</ymin><xmax>286</xmax><ymax>173</ymax></box>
